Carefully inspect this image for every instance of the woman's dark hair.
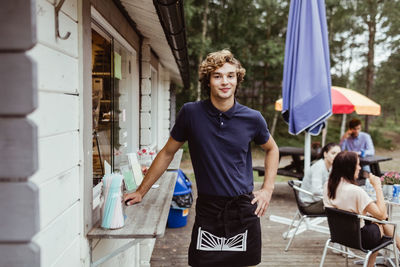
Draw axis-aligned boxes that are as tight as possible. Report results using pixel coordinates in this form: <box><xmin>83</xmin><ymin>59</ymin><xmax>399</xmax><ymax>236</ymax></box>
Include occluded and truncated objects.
<box><xmin>319</xmin><ymin>142</ymin><xmax>339</xmax><ymax>159</ymax></box>
<box><xmin>327</xmin><ymin>151</ymin><xmax>358</xmax><ymax>199</ymax></box>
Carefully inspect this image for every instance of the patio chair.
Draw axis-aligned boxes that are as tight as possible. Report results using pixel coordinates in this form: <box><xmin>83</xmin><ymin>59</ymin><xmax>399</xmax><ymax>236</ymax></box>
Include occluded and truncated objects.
<box><xmin>284</xmin><ymin>180</ymin><xmax>327</xmax><ymax>251</ymax></box>
<box><xmin>320</xmin><ymin>207</ymin><xmax>399</xmax><ymax>267</ymax></box>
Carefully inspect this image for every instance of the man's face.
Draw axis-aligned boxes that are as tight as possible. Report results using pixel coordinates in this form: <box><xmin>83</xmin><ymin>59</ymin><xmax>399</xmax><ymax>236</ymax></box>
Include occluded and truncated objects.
<box><xmin>209</xmin><ymin>63</ymin><xmax>237</xmax><ymax>101</ymax></box>
<box><xmin>350</xmin><ymin>125</ymin><xmax>361</xmax><ymax>137</ymax></box>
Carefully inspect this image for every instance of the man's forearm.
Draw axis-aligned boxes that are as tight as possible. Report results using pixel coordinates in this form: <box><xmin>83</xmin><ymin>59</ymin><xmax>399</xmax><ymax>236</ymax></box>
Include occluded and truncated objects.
<box><xmin>136</xmin><ymin>148</ymin><xmax>175</xmax><ymax>197</ymax></box>
<box><xmin>262</xmin><ymin>147</ymin><xmax>279</xmax><ymax>192</ymax></box>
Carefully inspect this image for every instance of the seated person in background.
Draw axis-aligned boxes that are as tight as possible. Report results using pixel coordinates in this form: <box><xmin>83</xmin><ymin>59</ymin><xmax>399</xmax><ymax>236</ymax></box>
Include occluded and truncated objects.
<box><xmin>323</xmin><ymin>151</ymin><xmax>400</xmax><ymax>267</ymax></box>
<box><xmin>299</xmin><ymin>143</ymin><xmax>340</xmax><ymax>214</ymax></box>
<box><xmin>340</xmin><ymin>119</ymin><xmax>375</xmax><ymax>178</ymax></box>
<box><xmin>340</xmin><ymin>118</ymin><xmax>375</xmax><ymax>156</ymax></box>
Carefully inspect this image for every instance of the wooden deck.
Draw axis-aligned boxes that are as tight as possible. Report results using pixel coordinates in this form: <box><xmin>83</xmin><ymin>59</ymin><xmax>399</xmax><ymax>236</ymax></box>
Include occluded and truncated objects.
<box><xmin>150</xmin><ymin>181</ymin><xmax>400</xmax><ymax>266</ymax></box>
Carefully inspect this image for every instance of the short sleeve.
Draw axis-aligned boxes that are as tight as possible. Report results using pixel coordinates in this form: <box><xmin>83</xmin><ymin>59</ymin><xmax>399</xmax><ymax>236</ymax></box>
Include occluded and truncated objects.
<box><xmin>356</xmin><ymin>188</ymin><xmax>373</xmax><ymax>215</ymax></box>
<box><xmin>170</xmin><ymin>104</ymin><xmax>188</xmax><ymax>142</ymax></box>
<box><xmin>253</xmin><ymin>112</ymin><xmax>270</xmax><ymax>145</ymax></box>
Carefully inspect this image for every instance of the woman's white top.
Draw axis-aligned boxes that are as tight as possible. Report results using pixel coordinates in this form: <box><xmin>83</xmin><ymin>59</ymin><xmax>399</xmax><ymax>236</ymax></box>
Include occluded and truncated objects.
<box><xmin>299</xmin><ymin>159</ymin><xmax>329</xmax><ymax>205</ymax></box>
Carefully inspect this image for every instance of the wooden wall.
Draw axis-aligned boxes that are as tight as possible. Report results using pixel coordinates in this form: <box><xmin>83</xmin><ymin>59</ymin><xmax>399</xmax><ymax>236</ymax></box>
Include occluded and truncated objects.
<box><xmin>0</xmin><ymin>0</ymin><xmax>40</xmax><ymax>266</ymax></box>
<box><xmin>0</xmin><ymin>0</ymin><xmax>174</xmax><ymax>266</ymax></box>
<box><xmin>27</xmin><ymin>0</ymin><xmax>82</xmax><ymax>266</ymax></box>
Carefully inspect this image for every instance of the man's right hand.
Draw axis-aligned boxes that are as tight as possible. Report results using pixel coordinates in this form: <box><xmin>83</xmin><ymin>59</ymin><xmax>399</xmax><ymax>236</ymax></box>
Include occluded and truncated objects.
<box><xmin>124</xmin><ymin>191</ymin><xmax>143</xmax><ymax>206</ymax></box>
<box><xmin>343</xmin><ymin>129</ymin><xmax>352</xmax><ymax>139</ymax></box>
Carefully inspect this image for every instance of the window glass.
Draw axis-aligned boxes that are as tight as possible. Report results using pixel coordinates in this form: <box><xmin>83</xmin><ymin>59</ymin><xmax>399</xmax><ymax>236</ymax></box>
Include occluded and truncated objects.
<box><xmin>91</xmin><ymin>27</ymin><xmax>134</xmax><ymax>185</ymax></box>
<box><xmin>113</xmin><ymin>40</ymin><xmax>132</xmax><ymax>171</ymax></box>
<box><xmin>92</xmin><ymin>29</ymin><xmax>112</xmax><ymax>184</ymax></box>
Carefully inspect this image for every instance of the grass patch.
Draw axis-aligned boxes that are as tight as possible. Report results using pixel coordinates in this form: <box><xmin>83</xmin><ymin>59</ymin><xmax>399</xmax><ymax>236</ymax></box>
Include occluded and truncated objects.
<box><xmin>186</xmin><ymin>172</ymin><xmax>196</xmax><ymax>183</ymax></box>
<box><xmin>253</xmin><ymin>171</ymin><xmax>294</xmax><ymax>183</ymax></box>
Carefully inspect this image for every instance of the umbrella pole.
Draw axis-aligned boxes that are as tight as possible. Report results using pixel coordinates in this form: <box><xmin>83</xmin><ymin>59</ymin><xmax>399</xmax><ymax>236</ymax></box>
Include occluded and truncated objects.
<box><xmin>340</xmin><ymin>114</ymin><xmax>347</xmax><ymax>139</ymax></box>
<box><xmin>304</xmin><ymin>132</ymin><xmax>311</xmax><ymax>173</ymax></box>
<box><xmin>321</xmin><ymin>120</ymin><xmax>328</xmax><ymax>147</ymax></box>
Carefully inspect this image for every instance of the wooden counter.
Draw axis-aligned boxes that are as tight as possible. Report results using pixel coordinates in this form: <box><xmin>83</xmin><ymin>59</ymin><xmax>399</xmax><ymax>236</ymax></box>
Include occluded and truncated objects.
<box><xmin>87</xmin><ymin>171</ymin><xmax>178</xmax><ymax>239</ymax></box>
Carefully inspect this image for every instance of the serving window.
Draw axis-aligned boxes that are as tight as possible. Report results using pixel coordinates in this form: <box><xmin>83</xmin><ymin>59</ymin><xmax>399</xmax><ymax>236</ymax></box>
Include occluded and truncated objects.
<box><xmin>91</xmin><ymin>23</ymin><xmax>139</xmax><ymax>186</ymax></box>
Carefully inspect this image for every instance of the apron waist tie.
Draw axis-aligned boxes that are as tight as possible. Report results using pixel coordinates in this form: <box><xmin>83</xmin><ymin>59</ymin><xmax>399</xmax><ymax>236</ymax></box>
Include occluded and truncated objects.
<box><xmin>217</xmin><ymin>195</ymin><xmax>246</xmax><ymax>236</ymax></box>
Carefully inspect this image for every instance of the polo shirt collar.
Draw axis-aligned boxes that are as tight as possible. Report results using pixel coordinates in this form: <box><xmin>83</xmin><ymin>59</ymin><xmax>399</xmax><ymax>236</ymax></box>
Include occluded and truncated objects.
<box><xmin>204</xmin><ymin>98</ymin><xmax>237</xmax><ymax>119</ymax></box>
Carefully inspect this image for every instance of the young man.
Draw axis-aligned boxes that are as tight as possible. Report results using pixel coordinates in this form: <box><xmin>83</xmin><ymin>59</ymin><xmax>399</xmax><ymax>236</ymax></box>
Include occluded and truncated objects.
<box><xmin>340</xmin><ymin>118</ymin><xmax>375</xmax><ymax>157</ymax></box>
<box><xmin>340</xmin><ymin>118</ymin><xmax>375</xmax><ymax>177</ymax></box>
<box><xmin>124</xmin><ymin>50</ymin><xmax>279</xmax><ymax>266</ymax></box>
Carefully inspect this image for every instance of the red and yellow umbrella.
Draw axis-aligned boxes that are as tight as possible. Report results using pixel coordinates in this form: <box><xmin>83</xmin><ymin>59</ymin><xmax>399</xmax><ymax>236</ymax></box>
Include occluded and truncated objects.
<box><xmin>275</xmin><ymin>86</ymin><xmax>381</xmax><ymax>116</ymax></box>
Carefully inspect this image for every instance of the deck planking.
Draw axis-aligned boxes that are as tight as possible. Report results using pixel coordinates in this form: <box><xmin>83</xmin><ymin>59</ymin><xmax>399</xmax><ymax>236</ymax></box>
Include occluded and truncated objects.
<box><xmin>151</xmin><ymin>181</ymin><xmax>400</xmax><ymax>266</ymax></box>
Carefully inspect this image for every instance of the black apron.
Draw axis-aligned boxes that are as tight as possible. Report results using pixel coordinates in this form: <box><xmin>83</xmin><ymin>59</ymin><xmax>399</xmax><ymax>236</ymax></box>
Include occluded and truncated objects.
<box><xmin>188</xmin><ymin>193</ymin><xmax>261</xmax><ymax>267</ymax></box>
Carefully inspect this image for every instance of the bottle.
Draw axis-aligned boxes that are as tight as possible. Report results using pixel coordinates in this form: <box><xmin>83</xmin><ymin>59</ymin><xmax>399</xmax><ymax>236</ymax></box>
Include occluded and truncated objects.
<box><xmin>365</xmin><ymin>178</ymin><xmax>376</xmax><ymax>200</ymax></box>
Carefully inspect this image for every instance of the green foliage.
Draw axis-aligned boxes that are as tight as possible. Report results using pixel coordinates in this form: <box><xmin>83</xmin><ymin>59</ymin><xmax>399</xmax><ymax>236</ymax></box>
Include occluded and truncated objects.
<box><xmin>181</xmin><ymin>142</ymin><xmax>190</xmax><ymax>155</ymax></box>
<box><xmin>373</xmin><ymin>50</ymin><xmax>400</xmax><ymax>122</ymax></box>
<box><xmin>182</xmin><ymin>0</ymin><xmax>289</xmax><ymax>110</ymax></box>
<box><xmin>180</xmin><ymin>0</ymin><xmax>400</xmax><ymax>149</ymax></box>
<box><xmin>369</xmin><ymin>128</ymin><xmax>392</xmax><ymax>150</ymax></box>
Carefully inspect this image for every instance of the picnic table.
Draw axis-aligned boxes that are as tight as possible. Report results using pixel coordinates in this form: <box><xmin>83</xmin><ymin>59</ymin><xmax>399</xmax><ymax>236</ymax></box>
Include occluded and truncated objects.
<box><xmin>253</xmin><ymin>146</ymin><xmax>392</xmax><ymax>179</ymax></box>
<box><xmin>359</xmin><ymin>155</ymin><xmax>392</xmax><ymax>176</ymax></box>
<box><xmin>253</xmin><ymin>146</ymin><xmax>321</xmax><ymax>179</ymax></box>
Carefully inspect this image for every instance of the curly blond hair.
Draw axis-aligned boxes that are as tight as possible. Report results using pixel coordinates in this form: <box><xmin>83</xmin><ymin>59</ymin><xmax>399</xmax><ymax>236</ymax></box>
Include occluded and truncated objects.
<box><xmin>198</xmin><ymin>49</ymin><xmax>246</xmax><ymax>96</ymax></box>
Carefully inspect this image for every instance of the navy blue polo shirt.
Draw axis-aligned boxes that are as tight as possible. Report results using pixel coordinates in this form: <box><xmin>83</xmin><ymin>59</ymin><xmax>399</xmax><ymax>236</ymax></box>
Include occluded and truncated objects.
<box><xmin>171</xmin><ymin>99</ymin><xmax>270</xmax><ymax>197</ymax></box>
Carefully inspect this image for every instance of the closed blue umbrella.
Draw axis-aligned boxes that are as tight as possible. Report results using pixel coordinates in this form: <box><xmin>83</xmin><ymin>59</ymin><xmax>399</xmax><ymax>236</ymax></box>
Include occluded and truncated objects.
<box><xmin>282</xmin><ymin>0</ymin><xmax>332</xmax><ymax>170</ymax></box>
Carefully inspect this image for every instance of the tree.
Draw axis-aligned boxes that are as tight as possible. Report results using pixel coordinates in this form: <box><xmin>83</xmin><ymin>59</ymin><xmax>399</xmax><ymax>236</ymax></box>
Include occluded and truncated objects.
<box><xmin>181</xmin><ymin>0</ymin><xmax>400</xmax><ymax>138</ymax></box>
<box><xmin>196</xmin><ymin>0</ymin><xmax>209</xmax><ymax>101</ymax></box>
<box><xmin>374</xmin><ymin>50</ymin><xmax>400</xmax><ymax>122</ymax></box>
<box><xmin>353</xmin><ymin>0</ymin><xmax>400</xmax><ymax>130</ymax></box>
<box><xmin>325</xmin><ymin>0</ymin><xmax>360</xmax><ymax>87</ymax></box>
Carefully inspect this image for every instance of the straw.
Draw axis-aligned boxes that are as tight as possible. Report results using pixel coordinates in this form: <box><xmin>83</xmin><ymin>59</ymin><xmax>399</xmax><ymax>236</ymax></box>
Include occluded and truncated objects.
<box><xmin>101</xmin><ymin>173</ymin><xmax>125</xmax><ymax>229</ymax></box>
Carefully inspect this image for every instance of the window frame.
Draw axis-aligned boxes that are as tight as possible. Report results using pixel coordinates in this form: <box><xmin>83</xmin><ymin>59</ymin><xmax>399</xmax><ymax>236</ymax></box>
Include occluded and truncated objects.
<box><xmin>89</xmin><ymin>6</ymin><xmax>140</xmax><ymax>221</ymax></box>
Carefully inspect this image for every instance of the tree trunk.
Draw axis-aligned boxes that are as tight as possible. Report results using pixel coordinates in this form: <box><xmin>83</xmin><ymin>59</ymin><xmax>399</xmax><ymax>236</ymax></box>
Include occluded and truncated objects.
<box><xmin>196</xmin><ymin>0</ymin><xmax>209</xmax><ymax>101</ymax></box>
<box><xmin>364</xmin><ymin>1</ymin><xmax>377</xmax><ymax>132</ymax></box>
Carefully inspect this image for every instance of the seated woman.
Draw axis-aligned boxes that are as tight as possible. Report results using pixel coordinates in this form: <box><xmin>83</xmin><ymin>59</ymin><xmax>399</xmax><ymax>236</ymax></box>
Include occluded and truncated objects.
<box><xmin>299</xmin><ymin>143</ymin><xmax>340</xmax><ymax>214</ymax></box>
<box><xmin>323</xmin><ymin>151</ymin><xmax>400</xmax><ymax>267</ymax></box>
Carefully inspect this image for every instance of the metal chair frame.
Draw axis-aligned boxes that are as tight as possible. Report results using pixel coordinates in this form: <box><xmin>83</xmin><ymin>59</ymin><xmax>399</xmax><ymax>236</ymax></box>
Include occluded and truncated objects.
<box><xmin>320</xmin><ymin>207</ymin><xmax>399</xmax><ymax>267</ymax></box>
<box><xmin>284</xmin><ymin>180</ymin><xmax>327</xmax><ymax>251</ymax></box>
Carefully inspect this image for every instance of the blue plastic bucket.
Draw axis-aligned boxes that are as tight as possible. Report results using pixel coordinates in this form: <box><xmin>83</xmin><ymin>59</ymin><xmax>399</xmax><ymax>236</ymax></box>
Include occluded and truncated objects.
<box><xmin>167</xmin><ymin>208</ymin><xmax>189</xmax><ymax>228</ymax></box>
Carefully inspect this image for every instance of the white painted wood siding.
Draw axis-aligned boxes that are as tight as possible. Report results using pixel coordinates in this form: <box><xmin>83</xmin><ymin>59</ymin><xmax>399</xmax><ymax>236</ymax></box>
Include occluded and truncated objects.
<box><xmin>157</xmin><ymin>65</ymin><xmax>171</xmax><ymax>149</ymax></box>
<box><xmin>29</xmin><ymin>0</ymin><xmax>82</xmax><ymax>266</ymax></box>
<box><xmin>26</xmin><ymin>1</ymin><xmax>177</xmax><ymax>266</ymax></box>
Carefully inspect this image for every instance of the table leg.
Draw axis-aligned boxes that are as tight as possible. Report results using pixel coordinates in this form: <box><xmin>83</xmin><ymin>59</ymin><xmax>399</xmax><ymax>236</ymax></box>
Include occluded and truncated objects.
<box><xmin>292</xmin><ymin>155</ymin><xmax>303</xmax><ymax>174</ymax></box>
